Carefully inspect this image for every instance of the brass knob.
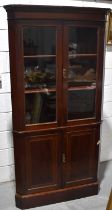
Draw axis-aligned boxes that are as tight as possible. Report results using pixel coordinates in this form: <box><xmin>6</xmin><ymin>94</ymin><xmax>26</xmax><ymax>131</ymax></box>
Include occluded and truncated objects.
<box><xmin>62</xmin><ymin>153</ymin><xmax>66</xmax><ymax>163</ymax></box>
<box><xmin>63</xmin><ymin>68</ymin><xmax>67</xmax><ymax>79</ymax></box>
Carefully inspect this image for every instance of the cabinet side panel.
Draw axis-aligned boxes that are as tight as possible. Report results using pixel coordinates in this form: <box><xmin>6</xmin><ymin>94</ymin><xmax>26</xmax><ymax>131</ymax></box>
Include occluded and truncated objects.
<box><xmin>8</xmin><ymin>21</ymin><xmax>25</xmax><ymax>131</ymax></box>
<box><xmin>14</xmin><ymin>134</ymin><xmax>28</xmax><ymax>194</ymax></box>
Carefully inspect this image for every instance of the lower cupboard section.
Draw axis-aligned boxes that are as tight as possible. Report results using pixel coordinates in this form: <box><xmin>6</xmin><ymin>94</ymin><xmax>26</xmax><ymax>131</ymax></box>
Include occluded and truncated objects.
<box><xmin>14</xmin><ymin>125</ymin><xmax>100</xmax><ymax>208</ymax></box>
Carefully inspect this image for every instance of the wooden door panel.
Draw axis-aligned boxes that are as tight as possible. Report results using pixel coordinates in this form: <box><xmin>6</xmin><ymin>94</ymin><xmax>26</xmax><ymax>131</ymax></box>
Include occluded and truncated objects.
<box><xmin>26</xmin><ymin>133</ymin><xmax>61</xmax><ymax>192</ymax></box>
<box><xmin>64</xmin><ymin>128</ymin><xmax>99</xmax><ymax>186</ymax></box>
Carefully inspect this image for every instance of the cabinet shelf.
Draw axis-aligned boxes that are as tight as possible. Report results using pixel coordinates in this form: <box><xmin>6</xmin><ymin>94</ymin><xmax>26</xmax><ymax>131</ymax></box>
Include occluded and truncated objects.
<box><xmin>68</xmin><ymin>85</ymin><xmax>96</xmax><ymax>91</ymax></box>
<box><xmin>25</xmin><ymin>86</ymin><xmax>95</xmax><ymax>93</ymax></box>
<box><xmin>24</xmin><ymin>55</ymin><xmax>56</xmax><ymax>58</ymax></box>
<box><xmin>25</xmin><ymin>87</ymin><xmax>56</xmax><ymax>94</ymax></box>
<box><xmin>69</xmin><ymin>53</ymin><xmax>97</xmax><ymax>58</ymax></box>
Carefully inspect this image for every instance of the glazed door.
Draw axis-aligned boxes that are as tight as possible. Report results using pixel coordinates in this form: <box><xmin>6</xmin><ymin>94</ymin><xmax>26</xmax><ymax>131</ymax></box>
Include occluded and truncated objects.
<box><xmin>63</xmin><ymin>24</ymin><xmax>99</xmax><ymax>123</ymax></box>
<box><xmin>23</xmin><ymin>23</ymin><xmax>100</xmax><ymax>127</ymax></box>
<box><xmin>63</xmin><ymin>128</ymin><xmax>99</xmax><ymax>186</ymax></box>
<box><xmin>23</xmin><ymin>24</ymin><xmax>63</xmax><ymax>128</ymax></box>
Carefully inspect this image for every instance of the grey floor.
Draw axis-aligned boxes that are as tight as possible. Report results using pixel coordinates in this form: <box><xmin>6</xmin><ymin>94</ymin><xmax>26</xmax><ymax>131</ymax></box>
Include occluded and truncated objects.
<box><xmin>0</xmin><ymin>160</ymin><xmax>112</xmax><ymax>210</ymax></box>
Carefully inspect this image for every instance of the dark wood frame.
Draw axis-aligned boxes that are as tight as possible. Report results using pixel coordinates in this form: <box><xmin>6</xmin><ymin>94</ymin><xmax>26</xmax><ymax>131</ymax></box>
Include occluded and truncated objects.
<box><xmin>4</xmin><ymin>5</ymin><xmax>110</xmax><ymax>209</ymax></box>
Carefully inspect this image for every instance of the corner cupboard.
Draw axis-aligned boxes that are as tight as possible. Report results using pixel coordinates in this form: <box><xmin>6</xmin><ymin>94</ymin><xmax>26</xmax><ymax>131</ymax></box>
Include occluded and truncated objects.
<box><xmin>4</xmin><ymin>4</ymin><xmax>109</xmax><ymax>209</ymax></box>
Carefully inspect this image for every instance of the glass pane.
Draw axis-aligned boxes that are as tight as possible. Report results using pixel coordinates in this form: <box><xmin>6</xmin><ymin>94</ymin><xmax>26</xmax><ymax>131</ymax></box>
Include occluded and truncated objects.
<box><xmin>68</xmin><ymin>89</ymin><xmax>96</xmax><ymax>120</ymax></box>
<box><xmin>24</xmin><ymin>57</ymin><xmax>56</xmax><ymax>89</ymax></box>
<box><xmin>67</xmin><ymin>27</ymin><xmax>97</xmax><ymax>120</ymax></box>
<box><xmin>23</xmin><ymin>27</ymin><xmax>56</xmax><ymax>55</ymax></box>
<box><xmin>23</xmin><ymin>26</ymin><xmax>57</xmax><ymax>125</ymax></box>
<box><xmin>69</xmin><ymin>27</ymin><xmax>97</xmax><ymax>55</ymax></box>
<box><xmin>25</xmin><ymin>92</ymin><xmax>56</xmax><ymax>124</ymax></box>
<box><xmin>68</xmin><ymin>57</ymin><xmax>96</xmax><ymax>87</ymax></box>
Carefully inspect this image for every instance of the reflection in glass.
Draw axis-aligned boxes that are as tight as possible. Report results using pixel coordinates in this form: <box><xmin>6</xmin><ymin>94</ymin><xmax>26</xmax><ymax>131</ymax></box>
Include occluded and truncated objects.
<box><xmin>67</xmin><ymin>26</ymin><xmax>97</xmax><ymax>120</ymax></box>
<box><xmin>68</xmin><ymin>27</ymin><xmax>97</xmax><ymax>88</ymax></box>
<box><xmin>68</xmin><ymin>27</ymin><xmax>97</xmax><ymax>55</ymax></box>
<box><xmin>23</xmin><ymin>26</ymin><xmax>57</xmax><ymax>125</ymax></box>
<box><xmin>25</xmin><ymin>92</ymin><xmax>56</xmax><ymax>124</ymax></box>
<box><xmin>68</xmin><ymin>89</ymin><xmax>96</xmax><ymax>120</ymax></box>
<box><xmin>23</xmin><ymin>27</ymin><xmax>56</xmax><ymax>55</ymax></box>
<box><xmin>24</xmin><ymin>57</ymin><xmax>56</xmax><ymax>89</ymax></box>
<box><xmin>68</xmin><ymin>57</ymin><xmax>96</xmax><ymax>87</ymax></box>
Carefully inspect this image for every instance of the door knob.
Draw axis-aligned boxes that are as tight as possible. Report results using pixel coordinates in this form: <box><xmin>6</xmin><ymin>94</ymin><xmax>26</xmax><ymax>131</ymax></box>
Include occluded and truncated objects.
<box><xmin>62</xmin><ymin>153</ymin><xmax>66</xmax><ymax>163</ymax></box>
<box><xmin>63</xmin><ymin>68</ymin><xmax>67</xmax><ymax>79</ymax></box>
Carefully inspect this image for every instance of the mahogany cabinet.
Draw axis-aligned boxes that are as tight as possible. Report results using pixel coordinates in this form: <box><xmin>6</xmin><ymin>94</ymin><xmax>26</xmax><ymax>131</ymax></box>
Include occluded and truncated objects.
<box><xmin>4</xmin><ymin>4</ymin><xmax>109</xmax><ymax>209</ymax></box>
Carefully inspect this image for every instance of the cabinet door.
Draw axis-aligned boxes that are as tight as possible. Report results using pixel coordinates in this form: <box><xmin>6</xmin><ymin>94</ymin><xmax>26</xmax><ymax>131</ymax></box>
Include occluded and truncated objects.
<box><xmin>25</xmin><ymin>133</ymin><xmax>62</xmax><ymax>192</ymax></box>
<box><xmin>63</xmin><ymin>24</ymin><xmax>101</xmax><ymax>123</ymax></box>
<box><xmin>63</xmin><ymin>128</ymin><xmax>99</xmax><ymax>186</ymax></box>
<box><xmin>23</xmin><ymin>24</ymin><xmax>63</xmax><ymax>128</ymax></box>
